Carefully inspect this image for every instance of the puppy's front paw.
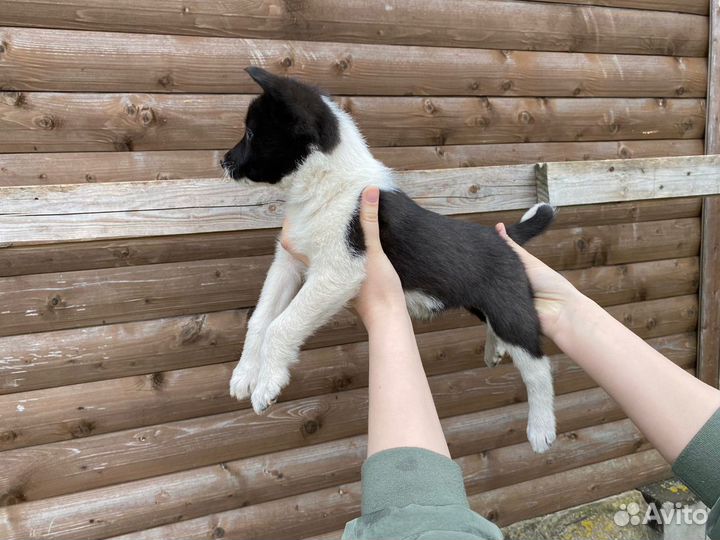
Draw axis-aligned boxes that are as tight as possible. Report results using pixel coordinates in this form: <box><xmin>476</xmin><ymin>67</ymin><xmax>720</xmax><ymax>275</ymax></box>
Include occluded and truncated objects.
<box><xmin>527</xmin><ymin>415</ymin><xmax>557</xmax><ymax>454</ymax></box>
<box><xmin>251</xmin><ymin>363</ymin><xmax>291</xmax><ymax>414</ymax></box>
<box><xmin>229</xmin><ymin>359</ymin><xmax>259</xmax><ymax>401</ymax></box>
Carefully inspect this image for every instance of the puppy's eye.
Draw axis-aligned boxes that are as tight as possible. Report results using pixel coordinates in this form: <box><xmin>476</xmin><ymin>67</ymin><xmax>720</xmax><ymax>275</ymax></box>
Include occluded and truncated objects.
<box><xmin>245</xmin><ymin>128</ymin><xmax>254</xmax><ymax>142</ymax></box>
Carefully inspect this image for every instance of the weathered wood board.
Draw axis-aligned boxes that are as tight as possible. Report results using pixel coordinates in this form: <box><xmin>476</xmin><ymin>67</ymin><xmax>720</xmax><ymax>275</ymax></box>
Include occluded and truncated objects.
<box><xmin>537</xmin><ymin>155</ymin><xmax>720</xmax><ymax>206</ymax></box>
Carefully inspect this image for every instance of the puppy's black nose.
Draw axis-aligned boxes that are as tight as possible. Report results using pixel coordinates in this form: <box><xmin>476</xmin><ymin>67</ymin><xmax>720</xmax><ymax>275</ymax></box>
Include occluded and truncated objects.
<box><xmin>220</xmin><ymin>158</ymin><xmax>232</xmax><ymax>169</ymax></box>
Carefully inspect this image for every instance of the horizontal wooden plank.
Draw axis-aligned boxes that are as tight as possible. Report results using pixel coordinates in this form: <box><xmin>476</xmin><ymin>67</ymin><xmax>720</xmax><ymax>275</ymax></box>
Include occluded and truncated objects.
<box><xmin>0</xmin><ymin>94</ymin><xmax>706</xmax><ymax>153</ymax></box>
<box><xmin>0</xmin><ymin>27</ymin><xmax>708</xmax><ymax>97</ymax></box>
<box><xmin>0</xmin><ymin>141</ymin><xmax>704</xmax><ymax>187</ymax></box>
<box><xmin>538</xmin><ymin>155</ymin><xmax>720</xmax><ymax>205</ymax></box>
<box><xmin>1</xmin><ymin>342</ymin><xmax>688</xmax><ymax>506</ymax></box>
<box><xmin>102</xmin><ymin>449</ymin><xmax>669</xmax><ymax>540</ymax></box>
<box><xmin>0</xmin><ymin>253</ymin><xmax>700</xmax><ymax>337</ymax></box>
<box><xmin>3</xmin><ymin>417</ymin><xmax>646</xmax><ymax>540</ymax></box>
<box><xmin>0</xmin><ymin>212</ymin><xmax>702</xmax><ymax>278</ymax></box>
<box><xmin>0</xmin><ymin>287</ymin><xmax>698</xmax><ymax>396</ymax></box>
<box><xmin>0</xmin><ymin>166</ymin><xmax>539</xmax><ymax>244</ymax></box>
<box><xmin>528</xmin><ymin>217</ymin><xmax>700</xmax><ymax>269</ymax></box>
<box><xmin>0</xmin><ymin>0</ymin><xmax>707</xmax><ymax>51</ymax></box>
<box><xmin>0</xmin><ymin>158</ymin><xmax>708</xmax><ymax>246</ymax></box>
<box><xmin>0</xmin><ymin>197</ymin><xmax>703</xmax><ymax>277</ymax></box>
<box><xmin>469</xmin><ymin>450</ymin><xmax>671</xmax><ymax>526</ymax></box>
<box><xmin>523</xmin><ymin>0</ymin><xmax>708</xmax><ymax>15</ymax></box>
<box><xmin>0</xmin><ymin>298</ymin><xmax>697</xmax><ymax>450</ymax></box>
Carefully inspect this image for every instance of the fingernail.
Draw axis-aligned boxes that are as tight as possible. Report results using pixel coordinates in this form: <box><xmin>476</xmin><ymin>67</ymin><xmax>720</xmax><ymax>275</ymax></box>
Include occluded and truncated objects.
<box><xmin>364</xmin><ymin>187</ymin><xmax>379</xmax><ymax>203</ymax></box>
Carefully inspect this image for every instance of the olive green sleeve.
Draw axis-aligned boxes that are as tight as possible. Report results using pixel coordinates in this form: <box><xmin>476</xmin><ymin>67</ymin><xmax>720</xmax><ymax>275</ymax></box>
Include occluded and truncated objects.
<box><xmin>342</xmin><ymin>447</ymin><xmax>503</xmax><ymax>540</ymax></box>
<box><xmin>671</xmin><ymin>407</ymin><xmax>720</xmax><ymax>540</ymax></box>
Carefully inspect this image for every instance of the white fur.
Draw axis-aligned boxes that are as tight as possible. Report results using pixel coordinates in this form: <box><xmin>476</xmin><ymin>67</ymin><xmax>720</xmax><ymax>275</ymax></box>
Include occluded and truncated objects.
<box><xmin>504</xmin><ymin>342</ymin><xmax>557</xmax><ymax>453</ymax></box>
<box><xmin>229</xmin><ymin>98</ymin><xmax>557</xmax><ymax>454</ymax></box>
<box><xmin>230</xmin><ymin>99</ymin><xmax>395</xmax><ymax>413</ymax></box>
<box><xmin>521</xmin><ymin>202</ymin><xmax>545</xmax><ymax>223</ymax></box>
<box><xmin>404</xmin><ymin>290</ymin><xmax>444</xmax><ymax>320</ymax></box>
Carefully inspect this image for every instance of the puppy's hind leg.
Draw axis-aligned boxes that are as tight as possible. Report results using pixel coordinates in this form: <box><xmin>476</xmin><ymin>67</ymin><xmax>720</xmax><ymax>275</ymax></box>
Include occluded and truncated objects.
<box><xmin>484</xmin><ymin>322</ymin><xmax>507</xmax><ymax>368</ymax></box>
<box><xmin>468</xmin><ymin>308</ymin><xmax>506</xmax><ymax>368</ymax></box>
<box><xmin>507</xmin><ymin>343</ymin><xmax>556</xmax><ymax>453</ymax></box>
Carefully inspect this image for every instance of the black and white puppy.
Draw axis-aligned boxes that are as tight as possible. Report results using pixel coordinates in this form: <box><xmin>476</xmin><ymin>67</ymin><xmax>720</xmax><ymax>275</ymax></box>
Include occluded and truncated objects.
<box><xmin>223</xmin><ymin>67</ymin><xmax>557</xmax><ymax>453</ymax></box>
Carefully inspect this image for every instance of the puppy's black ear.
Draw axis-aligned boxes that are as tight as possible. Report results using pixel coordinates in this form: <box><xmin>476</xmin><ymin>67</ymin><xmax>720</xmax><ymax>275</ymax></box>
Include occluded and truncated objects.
<box><xmin>245</xmin><ymin>66</ymin><xmax>285</xmax><ymax>95</ymax></box>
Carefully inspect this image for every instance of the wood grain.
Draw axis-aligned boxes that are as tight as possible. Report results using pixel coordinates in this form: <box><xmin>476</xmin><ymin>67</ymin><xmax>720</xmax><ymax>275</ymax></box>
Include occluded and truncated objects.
<box><xmin>0</xmin><ymin>27</ymin><xmax>708</xmax><ymax>97</ymax></box>
<box><xmin>0</xmin><ymin>141</ymin><xmax>704</xmax><ymax>187</ymax></box>
<box><xmin>0</xmin><ymin>255</ymin><xmax>700</xmax><ymax>338</ymax></box>
<box><xmin>2</xmin><ymin>418</ymin><xmax>646</xmax><ymax>540</ymax></box>
<box><xmin>0</xmin><ymin>209</ymin><xmax>700</xmax><ymax>276</ymax></box>
<box><xmin>0</xmin><ymin>0</ymin><xmax>707</xmax><ymax>51</ymax></box>
<box><xmin>523</xmin><ymin>0</ymin><xmax>708</xmax><ymax>15</ymax></box>
<box><xmin>0</xmin><ymin>166</ymin><xmax>539</xmax><ymax>244</ymax></box>
<box><xmin>0</xmin><ymin>299</ymin><xmax>697</xmax><ymax>450</ymax></box>
<box><xmin>100</xmin><ymin>449</ymin><xmax>669</xmax><ymax>540</ymax></box>
<box><xmin>698</xmin><ymin>0</ymin><xmax>720</xmax><ymax>388</ymax></box>
<box><xmin>469</xmin><ymin>450</ymin><xmax>671</xmax><ymax>526</ymax></box>
<box><xmin>537</xmin><ymin>154</ymin><xmax>720</xmax><ymax>205</ymax></box>
<box><xmin>0</xmin><ymin>94</ymin><xmax>706</xmax><ymax>153</ymax></box>
<box><xmin>0</xmin><ymin>340</ymin><xmax>691</xmax><ymax>505</ymax></box>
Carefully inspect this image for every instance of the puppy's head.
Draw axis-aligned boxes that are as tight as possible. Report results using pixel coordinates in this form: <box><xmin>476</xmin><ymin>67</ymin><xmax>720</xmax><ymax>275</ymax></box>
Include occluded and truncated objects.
<box><xmin>221</xmin><ymin>67</ymin><xmax>340</xmax><ymax>184</ymax></box>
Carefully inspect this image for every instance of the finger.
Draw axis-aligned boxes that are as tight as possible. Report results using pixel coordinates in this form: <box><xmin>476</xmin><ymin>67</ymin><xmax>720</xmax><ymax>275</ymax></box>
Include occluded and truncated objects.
<box><xmin>360</xmin><ymin>186</ymin><xmax>382</xmax><ymax>253</ymax></box>
<box><xmin>495</xmin><ymin>222</ymin><xmax>537</xmax><ymax>266</ymax></box>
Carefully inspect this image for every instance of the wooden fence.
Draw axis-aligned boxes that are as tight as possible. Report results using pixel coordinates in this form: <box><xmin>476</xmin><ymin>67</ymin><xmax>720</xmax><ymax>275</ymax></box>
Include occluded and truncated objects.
<box><xmin>0</xmin><ymin>1</ymin><xmax>718</xmax><ymax>539</ymax></box>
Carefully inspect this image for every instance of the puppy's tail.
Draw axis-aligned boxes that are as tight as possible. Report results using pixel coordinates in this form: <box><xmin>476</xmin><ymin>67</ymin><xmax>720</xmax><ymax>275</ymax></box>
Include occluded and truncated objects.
<box><xmin>506</xmin><ymin>203</ymin><xmax>556</xmax><ymax>245</ymax></box>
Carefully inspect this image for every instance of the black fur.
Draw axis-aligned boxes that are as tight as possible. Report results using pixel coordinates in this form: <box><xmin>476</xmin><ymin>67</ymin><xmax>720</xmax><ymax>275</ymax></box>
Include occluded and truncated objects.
<box><xmin>221</xmin><ymin>67</ymin><xmax>339</xmax><ymax>183</ymax></box>
<box><xmin>347</xmin><ymin>190</ymin><xmax>554</xmax><ymax>358</ymax></box>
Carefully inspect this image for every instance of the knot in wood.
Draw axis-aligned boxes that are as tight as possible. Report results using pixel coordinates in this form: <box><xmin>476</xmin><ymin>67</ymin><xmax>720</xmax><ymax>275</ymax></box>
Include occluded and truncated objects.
<box><xmin>518</xmin><ymin>110</ymin><xmax>534</xmax><ymax>125</ymax></box>
<box><xmin>645</xmin><ymin>318</ymin><xmax>657</xmax><ymax>330</ymax></box>
<box><xmin>0</xmin><ymin>430</ymin><xmax>17</xmax><ymax>443</ymax></box>
<box><xmin>213</xmin><ymin>527</ymin><xmax>225</xmax><ymax>538</ymax></box>
<box><xmin>281</xmin><ymin>56</ymin><xmax>293</xmax><ymax>69</ymax></box>
<box><xmin>679</xmin><ymin>119</ymin><xmax>694</xmax><ymax>134</ymax></box>
<box><xmin>69</xmin><ymin>420</ymin><xmax>96</xmax><ymax>438</ymax></box>
<box><xmin>158</xmin><ymin>74</ymin><xmax>175</xmax><ymax>89</ymax></box>
<box><xmin>618</xmin><ymin>146</ymin><xmax>631</xmax><ymax>159</ymax></box>
<box><xmin>49</xmin><ymin>294</ymin><xmax>62</xmax><ymax>308</ymax></box>
<box><xmin>608</xmin><ymin>122</ymin><xmax>620</xmax><ymax>135</ymax></box>
<box><xmin>2</xmin><ymin>91</ymin><xmax>25</xmax><ymax>108</ymax></box>
<box><xmin>468</xmin><ymin>184</ymin><xmax>479</xmax><ymax>194</ymax></box>
<box><xmin>334</xmin><ymin>55</ymin><xmax>352</xmax><ymax>74</ymax></box>
<box><xmin>675</xmin><ymin>86</ymin><xmax>686</xmax><ymax>96</ymax></box>
<box><xmin>35</xmin><ymin>115</ymin><xmax>57</xmax><ymax>130</ymax></box>
<box><xmin>470</xmin><ymin>81</ymin><xmax>481</xmax><ymax>91</ymax></box>
<box><xmin>576</xmin><ymin>238</ymin><xmax>587</xmax><ymax>252</ymax></box>
<box><xmin>0</xmin><ymin>489</ymin><xmax>27</xmax><ymax>506</ymax></box>
<box><xmin>0</xmin><ymin>41</ymin><xmax>6</xmax><ymax>54</ymax></box>
<box><xmin>423</xmin><ymin>99</ymin><xmax>436</xmax><ymax>115</ymax></box>
<box><xmin>501</xmin><ymin>80</ymin><xmax>512</xmax><ymax>92</ymax></box>
<box><xmin>572</xmin><ymin>86</ymin><xmax>582</xmax><ymax>96</ymax></box>
<box><xmin>85</xmin><ymin>173</ymin><xmax>96</xmax><ymax>183</ymax></box>
<box><xmin>139</xmin><ymin>106</ymin><xmax>156</xmax><ymax>127</ymax></box>
<box><xmin>302</xmin><ymin>419</ymin><xmax>320</xmax><ymax>436</ymax></box>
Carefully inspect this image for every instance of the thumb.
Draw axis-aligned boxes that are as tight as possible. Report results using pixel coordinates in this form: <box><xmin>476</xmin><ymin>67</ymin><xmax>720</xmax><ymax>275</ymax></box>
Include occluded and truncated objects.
<box><xmin>360</xmin><ymin>186</ymin><xmax>382</xmax><ymax>253</ymax></box>
<box><xmin>495</xmin><ymin>222</ymin><xmax>540</xmax><ymax>267</ymax></box>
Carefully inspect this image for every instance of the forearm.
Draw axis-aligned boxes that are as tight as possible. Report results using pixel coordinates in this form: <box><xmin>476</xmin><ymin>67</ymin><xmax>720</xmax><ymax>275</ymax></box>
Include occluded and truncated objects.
<box><xmin>552</xmin><ymin>291</ymin><xmax>720</xmax><ymax>463</ymax></box>
<box><xmin>365</xmin><ymin>306</ymin><xmax>450</xmax><ymax>459</ymax></box>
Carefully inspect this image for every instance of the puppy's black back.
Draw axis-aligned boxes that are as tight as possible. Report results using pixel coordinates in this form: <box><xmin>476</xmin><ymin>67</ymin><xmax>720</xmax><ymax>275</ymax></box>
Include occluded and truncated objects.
<box><xmin>346</xmin><ymin>189</ymin><xmax>551</xmax><ymax>357</ymax></box>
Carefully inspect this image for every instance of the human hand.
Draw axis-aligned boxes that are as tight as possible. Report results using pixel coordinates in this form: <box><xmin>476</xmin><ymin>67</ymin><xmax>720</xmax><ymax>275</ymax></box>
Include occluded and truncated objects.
<box><xmin>352</xmin><ymin>186</ymin><xmax>407</xmax><ymax>330</ymax></box>
<box><xmin>279</xmin><ymin>187</ymin><xmax>406</xmax><ymax>330</ymax></box>
<box><xmin>495</xmin><ymin>222</ymin><xmax>585</xmax><ymax>339</ymax></box>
